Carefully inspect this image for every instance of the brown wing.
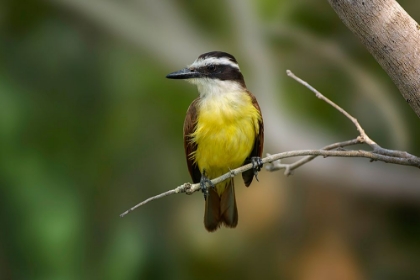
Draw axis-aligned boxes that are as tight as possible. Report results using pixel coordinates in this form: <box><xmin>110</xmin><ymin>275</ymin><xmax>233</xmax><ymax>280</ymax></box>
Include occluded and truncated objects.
<box><xmin>242</xmin><ymin>91</ymin><xmax>264</xmax><ymax>187</ymax></box>
<box><xmin>183</xmin><ymin>98</ymin><xmax>201</xmax><ymax>183</ymax></box>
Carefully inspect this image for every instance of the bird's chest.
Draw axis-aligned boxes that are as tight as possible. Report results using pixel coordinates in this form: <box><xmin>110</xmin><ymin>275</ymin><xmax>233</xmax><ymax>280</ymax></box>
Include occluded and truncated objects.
<box><xmin>191</xmin><ymin>95</ymin><xmax>258</xmax><ymax>174</ymax></box>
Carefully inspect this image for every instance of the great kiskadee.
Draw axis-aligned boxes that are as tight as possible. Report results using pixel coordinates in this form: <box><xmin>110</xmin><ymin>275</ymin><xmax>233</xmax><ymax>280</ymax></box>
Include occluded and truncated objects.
<box><xmin>166</xmin><ymin>51</ymin><xmax>264</xmax><ymax>232</ymax></box>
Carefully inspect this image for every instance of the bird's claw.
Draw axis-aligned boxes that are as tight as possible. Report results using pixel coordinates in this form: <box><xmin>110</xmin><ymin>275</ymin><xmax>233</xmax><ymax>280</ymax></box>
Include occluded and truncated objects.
<box><xmin>251</xmin><ymin>157</ymin><xmax>263</xmax><ymax>182</ymax></box>
<box><xmin>200</xmin><ymin>171</ymin><xmax>214</xmax><ymax>200</ymax></box>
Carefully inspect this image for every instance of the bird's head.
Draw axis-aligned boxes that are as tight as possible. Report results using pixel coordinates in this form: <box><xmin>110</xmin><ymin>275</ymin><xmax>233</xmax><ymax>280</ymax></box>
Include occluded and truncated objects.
<box><xmin>166</xmin><ymin>51</ymin><xmax>246</xmax><ymax>97</ymax></box>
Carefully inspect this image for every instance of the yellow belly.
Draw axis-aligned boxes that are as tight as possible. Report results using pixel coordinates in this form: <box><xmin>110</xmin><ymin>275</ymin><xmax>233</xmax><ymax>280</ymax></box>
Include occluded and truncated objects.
<box><xmin>190</xmin><ymin>92</ymin><xmax>261</xmax><ymax>195</ymax></box>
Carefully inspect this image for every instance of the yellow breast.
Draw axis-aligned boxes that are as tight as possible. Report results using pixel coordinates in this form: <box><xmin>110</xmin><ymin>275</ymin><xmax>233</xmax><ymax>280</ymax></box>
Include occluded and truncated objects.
<box><xmin>190</xmin><ymin>91</ymin><xmax>261</xmax><ymax>194</ymax></box>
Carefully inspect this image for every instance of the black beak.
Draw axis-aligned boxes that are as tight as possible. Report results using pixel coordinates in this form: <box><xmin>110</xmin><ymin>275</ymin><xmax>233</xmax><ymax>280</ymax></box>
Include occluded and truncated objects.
<box><xmin>166</xmin><ymin>68</ymin><xmax>201</xmax><ymax>79</ymax></box>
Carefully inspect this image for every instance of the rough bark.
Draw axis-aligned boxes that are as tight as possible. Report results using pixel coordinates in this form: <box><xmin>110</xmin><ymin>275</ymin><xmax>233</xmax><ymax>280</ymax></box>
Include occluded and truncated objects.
<box><xmin>328</xmin><ymin>0</ymin><xmax>420</xmax><ymax>119</ymax></box>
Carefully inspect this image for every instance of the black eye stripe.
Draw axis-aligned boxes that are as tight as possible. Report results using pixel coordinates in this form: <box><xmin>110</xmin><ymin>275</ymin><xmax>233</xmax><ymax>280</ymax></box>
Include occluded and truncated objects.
<box><xmin>206</xmin><ymin>64</ymin><xmax>216</xmax><ymax>71</ymax></box>
<box><xmin>198</xmin><ymin>64</ymin><xmax>236</xmax><ymax>71</ymax></box>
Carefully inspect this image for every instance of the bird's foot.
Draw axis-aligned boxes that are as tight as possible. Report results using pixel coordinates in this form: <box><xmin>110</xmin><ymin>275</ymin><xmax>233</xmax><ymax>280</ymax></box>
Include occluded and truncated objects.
<box><xmin>200</xmin><ymin>172</ymin><xmax>214</xmax><ymax>200</ymax></box>
<box><xmin>251</xmin><ymin>157</ymin><xmax>263</xmax><ymax>182</ymax></box>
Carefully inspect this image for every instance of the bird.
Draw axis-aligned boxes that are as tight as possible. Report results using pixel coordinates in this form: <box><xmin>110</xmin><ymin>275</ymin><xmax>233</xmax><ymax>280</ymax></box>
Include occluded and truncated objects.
<box><xmin>166</xmin><ymin>51</ymin><xmax>264</xmax><ymax>232</ymax></box>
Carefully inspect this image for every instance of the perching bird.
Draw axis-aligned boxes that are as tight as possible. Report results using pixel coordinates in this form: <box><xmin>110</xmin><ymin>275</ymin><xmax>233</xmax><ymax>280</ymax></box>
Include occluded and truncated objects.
<box><xmin>166</xmin><ymin>51</ymin><xmax>264</xmax><ymax>232</ymax></box>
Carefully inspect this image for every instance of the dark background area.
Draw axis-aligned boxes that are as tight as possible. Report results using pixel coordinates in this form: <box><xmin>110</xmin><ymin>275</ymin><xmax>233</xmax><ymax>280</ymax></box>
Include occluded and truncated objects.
<box><xmin>1</xmin><ymin>0</ymin><xmax>419</xmax><ymax>279</ymax></box>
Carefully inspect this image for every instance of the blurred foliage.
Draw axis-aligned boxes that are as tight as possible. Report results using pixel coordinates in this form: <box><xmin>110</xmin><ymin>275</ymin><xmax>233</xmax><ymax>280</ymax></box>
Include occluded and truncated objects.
<box><xmin>1</xmin><ymin>0</ymin><xmax>419</xmax><ymax>279</ymax></box>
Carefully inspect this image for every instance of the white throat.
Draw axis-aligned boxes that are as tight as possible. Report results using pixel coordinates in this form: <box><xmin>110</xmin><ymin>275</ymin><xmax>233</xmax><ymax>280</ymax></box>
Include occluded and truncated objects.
<box><xmin>188</xmin><ymin>78</ymin><xmax>245</xmax><ymax>99</ymax></box>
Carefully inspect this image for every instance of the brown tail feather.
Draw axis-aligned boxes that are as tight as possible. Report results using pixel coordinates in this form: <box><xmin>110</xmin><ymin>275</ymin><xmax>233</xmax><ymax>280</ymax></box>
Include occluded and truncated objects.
<box><xmin>204</xmin><ymin>179</ymin><xmax>238</xmax><ymax>232</ymax></box>
<box><xmin>204</xmin><ymin>188</ymin><xmax>221</xmax><ymax>232</ymax></box>
<box><xmin>220</xmin><ymin>179</ymin><xmax>238</xmax><ymax>228</ymax></box>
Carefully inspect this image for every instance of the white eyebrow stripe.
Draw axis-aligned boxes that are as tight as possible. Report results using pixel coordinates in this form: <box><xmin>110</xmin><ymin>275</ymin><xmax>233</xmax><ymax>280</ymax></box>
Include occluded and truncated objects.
<box><xmin>189</xmin><ymin>57</ymin><xmax>240</xmax><ymax>70</ymax></box>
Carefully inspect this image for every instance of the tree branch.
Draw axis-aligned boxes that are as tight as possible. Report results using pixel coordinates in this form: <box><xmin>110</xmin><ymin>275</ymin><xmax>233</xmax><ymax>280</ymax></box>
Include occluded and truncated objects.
<box><xmin>327</xmin><ymin>0</ymin><xmax>420</xmax><ymax>119</ymax></box>
<box><xmin>120</xmin><ymin>70</ymin><xmax>420</xmax><ymax>218</ymax></box>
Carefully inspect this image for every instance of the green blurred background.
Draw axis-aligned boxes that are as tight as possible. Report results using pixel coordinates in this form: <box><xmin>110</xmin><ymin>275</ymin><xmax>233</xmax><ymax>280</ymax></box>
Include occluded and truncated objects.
<box><xmin>1</xmin><ymin>0</ymin><xmax>419</xmax><ymax>279</ymax></box>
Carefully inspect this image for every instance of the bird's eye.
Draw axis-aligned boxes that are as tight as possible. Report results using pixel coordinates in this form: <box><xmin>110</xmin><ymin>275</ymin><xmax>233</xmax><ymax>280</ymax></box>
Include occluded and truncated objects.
<box><xmin>207</xmin><ymin>64</ymin><xmax>216</xmax><ymax>71</ymax></box>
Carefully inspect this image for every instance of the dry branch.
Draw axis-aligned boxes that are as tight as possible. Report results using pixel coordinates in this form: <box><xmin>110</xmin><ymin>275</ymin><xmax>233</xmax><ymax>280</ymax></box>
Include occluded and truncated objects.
<box><xmin>120</xmin><ymin>70</ymin><xmax>420</xmax><ymax>218</ymax></box>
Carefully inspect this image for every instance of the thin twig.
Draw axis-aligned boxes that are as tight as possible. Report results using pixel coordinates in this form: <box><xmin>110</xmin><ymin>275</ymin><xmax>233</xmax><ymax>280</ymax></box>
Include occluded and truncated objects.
<box><xmin>286</xmin><ymin>70</ymin><xmax>375</xmax><ymax>145</ymax></box>
<box><xmin>286</xmin><ymin>70</ymin><xmax>418</xmax><ymax>160</ymax></box>
<box><xmin>120</xmin><ymin>189</ymin><xmax>179</xmax><ymax>217</ymax></box>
